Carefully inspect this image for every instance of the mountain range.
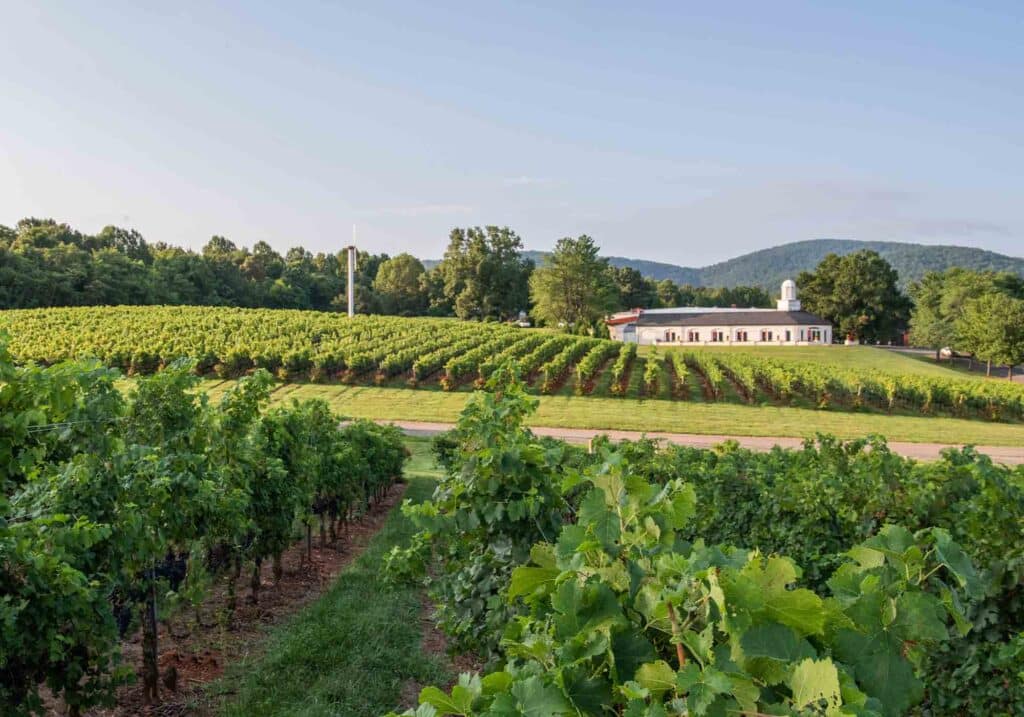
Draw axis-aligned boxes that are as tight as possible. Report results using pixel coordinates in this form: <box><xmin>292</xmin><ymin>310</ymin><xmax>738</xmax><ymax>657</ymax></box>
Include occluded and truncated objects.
<box><xmin>503</xmin><ymin>239</ymin><xmax>1024</xmax><ymax>289</ymax></box>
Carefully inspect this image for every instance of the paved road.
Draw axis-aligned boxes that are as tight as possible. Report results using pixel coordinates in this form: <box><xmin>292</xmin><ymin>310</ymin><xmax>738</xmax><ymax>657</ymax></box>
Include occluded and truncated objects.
<box><xmin>387</xmin><ymin>419</ymin><xmax>1024</xmax><ymax>466</ymax></box>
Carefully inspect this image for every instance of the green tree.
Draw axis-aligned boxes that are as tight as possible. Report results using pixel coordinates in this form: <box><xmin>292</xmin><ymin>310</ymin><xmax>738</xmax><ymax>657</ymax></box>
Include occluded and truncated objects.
<box><xmin>956</xmin><ymin>292</ymin><xmax>1024</xmax><ymax>379</ymax></box>
<box><xmin>797</xmin><ymin>250</ymin><xmax>910</xmax><ymax>343</ymax></box>
<box><xmin>529</xmin><ymin>235</ymin><xmax>618</xmax><ymax>330</ymax></box>
<box><xmin>419</xmin><ymin>267</ymin><xmax>452</xmax><ymax>316</ymax></box>
<box><xmin>373</xmin><ymin>253</ymin><xmax>428</xmax><ymax>315</ymax></box>
<box><xmin>655</xmin><ymin>278</ymin><xmax>682</xmax><ymax>307</ymax></box>
<box><xmin>910</xmin><ymin>268</ymin><xmax>1024</xmax><ymax>363</ymax></box>
<box><xmin>96</xmin><ymin>225</ymin><xmax>153</xmax><ymax>264</ymax></box>
<box><xmin>611</xmin><ymin>266</ymin><xmax>658</xmax><ymax>309</ymax></box>
<box><xmin>909</xmin><ymin>271</ymin><xmax>957</xmax><ymax>359</ymax></box>
<box><xmin>435</xmin><ymin>226</ymin><xmax>532</xmax><ymax>320</ymax></box>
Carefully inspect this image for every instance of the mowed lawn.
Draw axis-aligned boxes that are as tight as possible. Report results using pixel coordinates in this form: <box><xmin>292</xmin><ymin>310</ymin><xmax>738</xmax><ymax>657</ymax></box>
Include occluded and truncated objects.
<box><xmin>210</xmin><ymin>438</ymin><xmax>448</xmax><ymax>717</ymax></box>
<box><xmin>197</xmin><ymin>378</ymin><xmax>1024</xmax><ymax>446</ymax></box>
<box><xmin>648</xmin><ymin>344</ymin><xmax>993</xmax><ymax>380</ymax></box>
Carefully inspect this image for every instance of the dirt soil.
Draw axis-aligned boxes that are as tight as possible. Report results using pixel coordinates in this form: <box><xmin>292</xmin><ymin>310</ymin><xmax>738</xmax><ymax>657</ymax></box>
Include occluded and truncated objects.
<box><xmin>51</xmin><ymin>482</ymin><xmax>408</xmax><ymax>717</ymax></box>
<box><xmin>398</xmin><ymin>596</ymin><xmax>485</xmax><ymax>711</ymax></box>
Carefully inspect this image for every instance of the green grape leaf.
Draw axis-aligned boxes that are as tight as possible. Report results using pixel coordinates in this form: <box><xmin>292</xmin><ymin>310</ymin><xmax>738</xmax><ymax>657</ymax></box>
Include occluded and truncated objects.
<box><xmin>790</xmin><ymin>658</ymin><xmax>842</xmax><ymax>713</ymax></box>
<box><xmin>636</xmin><ymin>660</ymin><xmax>677</xmax><ymax>696</ymax></box>
<box><xmin>611</xmin><ymin>628</ymin><xmax>659</xmax><ymax>682</ymax></box>
<box><xmin>562</xmin><ymin>666</ymin><xmax>614</xmax><ymax>714</ymax></box>
<box><xmin>508</xmin><ymin>567</ymin><xmax>560</xmax><ymax>601</ymax></box>
<box><xmin>552</xmin><ymin>580</ymin><xmax>624</xmax><ymax>639</ymax></box>
<box><xmin>509</xmin><ymin>676</ymin><xmax>572</xmax><ymax>717</ymax></box>
<box><xmin>481</xmin><ymin>671</ymin><xmax>513</xmax><ymax>695</ymax></box>
<box><xmin>578</xmin><ymin>487</ymin><xmax>620</xmax><ymax>551</ymax></box>
<box><xmin>667</xmin><ymin>484</ymin><xmax>697</xmax><ymax>528</ymax></box>
<box><xmin>891</xmin><ymin>592</ymin><xmax>947</xmax><ymax>642</ymax></box>
<box><xmin>930</xmin><ymin>528</ymin><xmax>983</xmax><ymax>598</ymax></box>
<box><xmin>740</xmin><ymin>623</ymin><xmax>816</xmax><ymax>663</ymax></box>
<box><xmin>420</xmin><ymin>685</ymin><xmax>473</xmax><ymax>715</ymax></box>
<box><xmin>832</xmin><ymin>628</ymin><xmax>923</xmax><ymax>717</ymax></box>
<box><xmin>725</xmin><ymin>555</ymin><xmax>827</xmax><ymax>637</ymax></box>
<box><xmin>676</xmin><ymin>664</ymin><xmax>732</xmax><ymax>715</ymax></box>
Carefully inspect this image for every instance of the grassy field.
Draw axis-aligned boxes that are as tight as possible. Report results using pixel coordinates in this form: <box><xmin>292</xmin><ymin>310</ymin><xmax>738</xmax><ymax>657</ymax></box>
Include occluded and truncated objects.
<box><xmin>646</xmin><ymin>344</ymin><xmax>993</xmax><ymax>380</ymax></box>
<box><xmin>210</xmin><ymin>438</ymin><xmax>446</xmax><ymax>717</ymax></box>
<box><xmin>197</xmin><ymin>378</ymin><xmax>1024</xmax><ymax>446</ymax></box>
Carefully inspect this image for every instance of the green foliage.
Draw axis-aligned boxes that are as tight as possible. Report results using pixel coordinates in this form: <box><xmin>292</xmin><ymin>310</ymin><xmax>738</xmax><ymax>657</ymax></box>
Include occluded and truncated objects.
<box><xmin>434</xmin><ymin>226</ymin><xmax>533</xmax><ymax>321</ymax></box>
<box><xmin>387</xmin><ymin>430</ymin><xmax>978</xmax><ymax>716</ymax></box>
<box><xmin>683</xmin><ymin>350</ymin><xmax>725</xmax><ymax>399</ymax></box>
<box><xmin>538</xmin><ymin>338</ymin><xmax>600</xmax><ymax>394</ymax></box>
<box><xmin>3</xmin><ymin>306</ymin><xmax>1023</xmax><ymax>420</ymax></box>
<box><xmin>0</xmin><ymin>218</ymin><xmax>354</xmax><ymax>312</ymax></box>
<box><xmin>797</xmin><ymin>250</ymin><xmax>911</xmax><ymax>343</ymax></box>
<box><xmin>955</xmin><ymin>291</ymin><xmax>1024</xmax><ymax>374</ymax></box>
<box><xmin>643</xmin><ymin>348</ymin><xmax>662</xmax><ymax>396</ymax></box>
<box><xmin>384</xmin><ymin>371</ymin><xmax>1021</xmax><ymax>716</ymax></box>
<box><xmin>384</xmin><ymin>366</ymin><xmax>572</xmax><ymax>658</ymax></box>
<box><xmin>607</xmin><ymin>436</ymin><xmax>1024</xmax><ymax>714</ymax></box>
<box><xmin>529</xmin><ymin>236</ymin><xmax>618</xmax><ymax>330</ymax></box>
<box><xmin>0</xmin><ymin>334</ymin><xmax>404</xmax><ymax>715</ymax></box>
<box><xmin>703</xmin><ymin>349</ymin><xmax>1024</xmax><ymax>419</ymax></box>
<box><xmin>666</xmin><ymin>351</ymin><xmax>689</xmax><ymax>399</ymax></box>
<box><xmin>608</xmin><ymin>343</ymin><xmax>637</xmax><ymax>396</ymax></box>
<box><xmin>629</xmin><ymin>238</ymin><xmax>1024</xmax><ymax>291</ymax></box>
<box><xmin>574</xmin><ymin>342</ymin><xmax>620</xmax><ymax>395</ymax></box>
<box><xmin>373</xmin><ymin>253</ymin><xmax>429</xmax><ymax>315</ymax></box>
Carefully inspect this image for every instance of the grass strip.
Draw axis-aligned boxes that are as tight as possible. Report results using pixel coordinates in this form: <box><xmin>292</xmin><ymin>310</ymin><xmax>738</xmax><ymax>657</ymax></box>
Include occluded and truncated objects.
<box><xmin>196</xmin><ymin>380</ymin><xmax>1024</xmax><ymax>446</ymax></box>
<box><xmin>211</xmin><ymin>440</ymin><xmax>446</xmax><ymax>717</ymax></box>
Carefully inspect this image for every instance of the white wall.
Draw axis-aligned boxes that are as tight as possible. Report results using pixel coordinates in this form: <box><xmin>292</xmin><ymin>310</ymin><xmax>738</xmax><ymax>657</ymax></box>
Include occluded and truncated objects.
<box><xmin>634</xmin><ymin>324</ymin><xmax>832</xmax><ymax>346</ymax></box>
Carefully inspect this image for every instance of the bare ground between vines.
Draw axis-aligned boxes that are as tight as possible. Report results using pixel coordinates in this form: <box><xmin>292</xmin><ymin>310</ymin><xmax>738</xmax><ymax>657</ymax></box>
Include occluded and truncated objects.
<box><xmin>398</xmin><ymin>596</ymin><xmax>485</xmax><ymax>712</ymax></box>
<box><xmin>49</xmin><ymin>482</ymin><xmax>408</xmax><ymax>717</ymax></box>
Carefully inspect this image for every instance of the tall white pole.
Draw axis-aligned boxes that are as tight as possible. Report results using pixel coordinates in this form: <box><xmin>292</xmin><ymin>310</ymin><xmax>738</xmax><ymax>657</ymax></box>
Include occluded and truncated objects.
<box><xmin>346</xmin><ymin>229</ymin><xmax>356</xmax><ymax>317</ymax></box>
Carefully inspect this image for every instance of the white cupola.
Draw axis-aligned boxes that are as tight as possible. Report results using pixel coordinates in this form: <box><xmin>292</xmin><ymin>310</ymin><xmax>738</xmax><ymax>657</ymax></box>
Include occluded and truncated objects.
<box><xmin>776</xmin><ymin>279</ymin><xmax>801</xmax><ymax>311</ymax></box>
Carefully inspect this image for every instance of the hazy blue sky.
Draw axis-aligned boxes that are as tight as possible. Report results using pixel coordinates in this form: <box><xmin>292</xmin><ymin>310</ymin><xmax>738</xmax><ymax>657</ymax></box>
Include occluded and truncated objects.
<box><xmin>1</xmin><ymin>1</ymin><xmax>1021</xmax><ymax>264</ymax></box>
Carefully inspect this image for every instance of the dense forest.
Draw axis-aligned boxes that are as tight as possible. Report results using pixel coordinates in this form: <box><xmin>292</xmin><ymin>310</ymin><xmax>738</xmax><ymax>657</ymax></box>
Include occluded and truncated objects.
<box><xmin>0</xmin><ymin>219</ymin><xmax>771</xmax><ymax>320</ymax></box>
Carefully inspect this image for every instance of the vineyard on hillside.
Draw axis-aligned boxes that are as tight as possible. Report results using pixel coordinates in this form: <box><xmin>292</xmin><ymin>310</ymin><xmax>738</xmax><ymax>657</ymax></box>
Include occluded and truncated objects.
<box><xmin>0</xmin><ymin>337</ymin><xmax>406</xmax><ymax>715</ymax></box>
<box><xmin>1</xmin><ymin>306</ymin><xmax>1024</xmax><ymax>422</ymax></box>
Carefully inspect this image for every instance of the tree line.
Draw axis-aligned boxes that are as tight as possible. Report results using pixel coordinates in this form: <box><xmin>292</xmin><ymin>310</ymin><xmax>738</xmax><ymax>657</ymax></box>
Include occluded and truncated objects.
<box><xmin>0</xmin><ymin>219</ymin><xmax>769</xmax><ymax>324</ymax></box>
<box><xmin>3</xmin><ymin>218</ymin><xmax>1021</xmax><ymax>369</ymax></box>
<box><xmin>909</xmin><ymin>267</ymin><xmax>1024</xmax><ymax>377</ymax></box>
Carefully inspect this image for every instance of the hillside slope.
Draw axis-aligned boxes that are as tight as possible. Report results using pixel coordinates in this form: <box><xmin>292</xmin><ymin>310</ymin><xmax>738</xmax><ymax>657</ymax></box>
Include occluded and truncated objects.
<box><xmin>489</xmin><ymin>240</ymin><xmax>1024</xmax><ymax>289</ymax></box>
<box><xmin>694</xmin><ymin>239</ymin><xmax>1024</xmax><ymax>289</ymax></box>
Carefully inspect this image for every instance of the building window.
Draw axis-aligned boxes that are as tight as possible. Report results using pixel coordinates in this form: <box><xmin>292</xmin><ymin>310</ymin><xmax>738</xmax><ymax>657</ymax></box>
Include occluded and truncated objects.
<box><xmin>760</xmin><ymin>329</ymin><xmax>773</xmax><ymax>342</ymax></box>
<box><xmin>710</xmin><ymin>330</ymin><xmax>725</xmax><ymax>342</ymax></box>
<box><xmin>800</xmin><ymin>329</ymin><xmax>805</xmax><ymax>341</ymax></box>
<box><xmin>687</xmin><ymin>330</ymin><xmax>700</xmax><ymax>342</ymax></box>
<box><xmin>809</xmin><ymin>328</ymin><xmax>822</xmax><ymax>342</ymax></box>
<box><xmin>735</xmin><ymin>330</ymin><xmax>748</xmax><ymax>342</ymax></box>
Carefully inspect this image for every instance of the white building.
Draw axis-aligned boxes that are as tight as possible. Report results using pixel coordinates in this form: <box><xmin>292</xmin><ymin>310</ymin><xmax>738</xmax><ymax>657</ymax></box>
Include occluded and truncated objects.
<box><xmin>606</xmin><ymin>279</ymin><xmax>833</xmax><ymax>346</ymax></box>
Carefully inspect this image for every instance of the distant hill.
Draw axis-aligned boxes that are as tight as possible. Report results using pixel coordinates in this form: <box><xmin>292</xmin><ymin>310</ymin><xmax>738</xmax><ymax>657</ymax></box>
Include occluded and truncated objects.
<box><xmin>691</xmin><ymin>239</ymin><xmax>1024</xmax><ymax>289</ymax></box>
<box><xmin>425</xmin><ymin>240</ymin><xmax>1024</xmax><ymax>290</ymax></box>
<box><xmin>519</xmin><ymin>250</ymin><xmax>702</xmax><ymax>284</ymax></box>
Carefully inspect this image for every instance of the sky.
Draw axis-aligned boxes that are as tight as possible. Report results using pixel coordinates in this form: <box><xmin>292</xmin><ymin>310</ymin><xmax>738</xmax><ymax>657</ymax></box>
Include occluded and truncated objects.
<box><xmin>1</xmin><ymin>1</ymin><xmax>1022</xmax><ymax>265</ymax></box>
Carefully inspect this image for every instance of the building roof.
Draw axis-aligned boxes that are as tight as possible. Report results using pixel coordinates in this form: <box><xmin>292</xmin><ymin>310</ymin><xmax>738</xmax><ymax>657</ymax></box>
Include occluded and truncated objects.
<box><xmin>605</xmin><ymin>312</ymin><xmax>640</xmax><ymax>326</ymax></box>
<box><xmin>635</xmin><ymin>309</ymin><xmax>828</xmax><ymax>327</ymax></box>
